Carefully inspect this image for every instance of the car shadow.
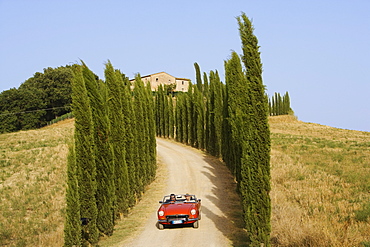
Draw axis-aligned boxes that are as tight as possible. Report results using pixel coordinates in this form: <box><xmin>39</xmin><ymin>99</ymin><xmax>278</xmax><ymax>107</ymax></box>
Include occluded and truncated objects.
<box><xmin>201</xmin><ymin>154</ymin><xmax>250</xmax><ymax>246</ymax></box>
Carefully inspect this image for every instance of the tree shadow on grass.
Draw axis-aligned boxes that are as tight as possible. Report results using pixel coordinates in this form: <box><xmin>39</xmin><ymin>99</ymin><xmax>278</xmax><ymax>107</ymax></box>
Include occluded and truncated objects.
<box><xmin>201</xmin><ymin>154</ymin><xmax>250</xmax><ymax>247</ymax></box>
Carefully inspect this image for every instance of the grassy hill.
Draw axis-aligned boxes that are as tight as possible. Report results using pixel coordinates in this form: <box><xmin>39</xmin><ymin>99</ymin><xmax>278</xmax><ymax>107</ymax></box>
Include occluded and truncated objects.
<box><xmin>269</xmin><ymin>115</ymin><xmax>370</xmax><ymax>246</ymax></box>
<box><xmin>0</xmin><ymin>116</ymin><xmax>369</xmax><ymax>246</ymax></box>
<box><xmin>0</xmin><ymin>119</ymin><xmax>74</xmax><ymax>246</ymax></box>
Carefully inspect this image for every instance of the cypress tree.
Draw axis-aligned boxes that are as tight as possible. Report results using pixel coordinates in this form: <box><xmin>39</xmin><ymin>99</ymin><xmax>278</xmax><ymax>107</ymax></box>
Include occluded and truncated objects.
<box><xmin>208</xmin><ymin>70</ymin><xmax>217</xmax><ymax>155</ymax></box>
<box><xmin>168</xmin><ymin>95</ymin><xmax>174</xmax><ymax>138</ymax></box>
<box><xmin>105</xmin><ymin>61</ymin><xmax>130</xmax><ymax>217</ymax></box>
<box><xmin>82</xmin><ymin>62</ymin><xmax>115</xmax><ymax>236</ymax></box>
<box><xmin>283</xmin><ymin>91</ymin><xmax>292</xmax><ymax>115</ymax></box>
<box><xmin>144</xmin><ymin>82</ymin><xmax>157</xmax><ymax>182</ymax></box>
<box><xmin>238</xmin><ymin>13</ymin><xmax>271</xmax><ymax>246</ymax></box>
<box><xmin>133</xmin><ymin>74</ymin><xmax>149</xmax><ymax>188</ymax></box>
<box><xmin>194</xmin><ymin>62</ymin><xmax>203</xmax><ymax>92</ymax></box>
<box><xmin>224</xmin><ymin>52</ymin><xmax>246</xmax><ymax>185</ymax></box>
<box><xmin>116</xmin><ymin>70</ymin><xmax>137</xmax><ymax>206</ymax></box>
<box><xmin>182</xmin><ymin>89</ymin><xmax>189</xmax><ymax>144</ymax></box>
<box><xmin>123</xmin><ymin>78</ymin><xmax>142</xmax><ymax>197</ymax></box>
<box><xmin>157</xmin><ymin>85</ymin><xmax>165</xmax><ymax>137</ymax></box>
<box><xmin>71</xmin><ymin>65</ymin><xmax>99</xmax><ymax>244</ymax></box>
<box><xmin>193</xmin><ymin>85</ymin><xmax>204</xmax><ymax>149</ymax></box>
<box><xmin>203</xmin><ymin>72</ymin><xmax>210</xmax><ymax>150</ymax></box>
<box><xmin>214</xmin><ymin>71</ymin><xmax>223</xmax><ymax>157</ymax></box>
<box><xmin>175</xmin><ymin>94</ymin><xmax>184</xmax><ymax>143</ymax></box>
<box><xmin>187</xmin><ymin>83</ymin><xmax>195</xmax><ymax>146</ymax></box>
<box><xmin>277</xmin><ymin>93</ymin><xmax>283</xmax><ymax>115</ymax></box>
<box><xmin>64</xmin><ymin>143</ymin><xmax>82</xmax><ymax>246</ymax></box>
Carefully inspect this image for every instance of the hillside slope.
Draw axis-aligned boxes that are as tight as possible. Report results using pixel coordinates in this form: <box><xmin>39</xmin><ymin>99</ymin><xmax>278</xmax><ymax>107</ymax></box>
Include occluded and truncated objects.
<box><xmin>269</xmin><ymin>115</ymin><xmax>370</xmax><ymax>246</ymax></box>
<box><xmin>0</xmin><ymin>116</ymin><xmax>369</xmax><ymax>246</ymax></box>
<box><xmin>0</xmin><ymin>119</ymin><xmax>74</xmax><ymax>246</ymax></box>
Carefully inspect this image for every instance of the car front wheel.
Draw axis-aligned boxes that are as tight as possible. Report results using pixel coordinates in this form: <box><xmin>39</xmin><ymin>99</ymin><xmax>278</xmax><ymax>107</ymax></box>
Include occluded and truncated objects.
<box><xmin>193</xmin><ymin>220</ymin><xmax>199</xmax><ymax>228</ymax></box>
<box><xmin>158</xmin><ymin>222</ymin><xmax>164</xmax><ymax>230</ymax></box>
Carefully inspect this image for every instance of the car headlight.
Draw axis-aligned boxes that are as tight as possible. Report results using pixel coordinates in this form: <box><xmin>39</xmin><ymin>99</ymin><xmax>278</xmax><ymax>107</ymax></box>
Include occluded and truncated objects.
<box><xmin>190</xmin><ymin>209</ymin><xmax>196</xmax><ymax>215</ymax></box>
<box><xmin>158</xmin><ymin>210</ymin><xmax>164</xmax><ymax>216</ymax></box>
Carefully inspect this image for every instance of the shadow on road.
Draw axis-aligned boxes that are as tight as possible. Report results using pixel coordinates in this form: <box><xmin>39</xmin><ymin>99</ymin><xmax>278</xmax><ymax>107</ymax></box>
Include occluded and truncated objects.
<box><xmin>201</xmin><ymin>154</ymin><xmax>250</xmax><ymax>247</ymax></box>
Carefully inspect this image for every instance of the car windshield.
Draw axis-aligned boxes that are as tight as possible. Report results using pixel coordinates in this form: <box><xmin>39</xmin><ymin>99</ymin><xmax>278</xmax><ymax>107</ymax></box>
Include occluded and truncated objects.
<box><xmin>162</xmin><ymin>194</ymin><xmax>196</xmax><ymax>203</ymax></box>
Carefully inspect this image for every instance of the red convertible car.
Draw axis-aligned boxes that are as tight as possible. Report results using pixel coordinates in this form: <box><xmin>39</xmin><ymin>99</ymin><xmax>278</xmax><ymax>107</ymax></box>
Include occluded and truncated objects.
<box><xmin>157</xmin><ymin>194</ymin><xmax>201</xmax><ymax>229</ymax></box>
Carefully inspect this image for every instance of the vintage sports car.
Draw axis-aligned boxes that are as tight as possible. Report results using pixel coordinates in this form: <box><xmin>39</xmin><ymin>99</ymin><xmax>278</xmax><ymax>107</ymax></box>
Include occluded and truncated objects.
<box><xmin>157</xmin><ymin>194</ymin><xmax>201</xmax><ymax>229</ymax></box>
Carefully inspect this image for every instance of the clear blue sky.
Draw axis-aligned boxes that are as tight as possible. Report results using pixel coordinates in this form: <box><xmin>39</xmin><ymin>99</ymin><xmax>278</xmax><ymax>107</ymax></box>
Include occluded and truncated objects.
<box><xmin>1</xmin><ymin>0</ymin><xmax>369</xmax><ymax>132</ymax></box>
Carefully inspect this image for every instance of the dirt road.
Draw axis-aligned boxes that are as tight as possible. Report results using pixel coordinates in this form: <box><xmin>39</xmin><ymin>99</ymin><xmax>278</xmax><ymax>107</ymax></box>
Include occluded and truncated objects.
<box><xmin>124</xmin><ymin>138</ymin><xmax>246</xmax><ymax>247</ymax></box>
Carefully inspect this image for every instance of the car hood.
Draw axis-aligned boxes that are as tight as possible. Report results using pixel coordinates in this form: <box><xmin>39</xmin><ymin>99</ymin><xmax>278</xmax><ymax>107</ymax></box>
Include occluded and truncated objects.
<box><xmin>160</xmin><ymin>203</ymin><xmax>195</xmax><ymax>215</ymax></box>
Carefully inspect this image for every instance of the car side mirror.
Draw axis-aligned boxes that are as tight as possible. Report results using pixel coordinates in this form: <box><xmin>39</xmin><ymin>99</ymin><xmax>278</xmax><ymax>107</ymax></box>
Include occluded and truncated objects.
<box><xmin>159</xmin><ymin>201</ymin><xmax>163</xmax><ymax>203</ymax></box>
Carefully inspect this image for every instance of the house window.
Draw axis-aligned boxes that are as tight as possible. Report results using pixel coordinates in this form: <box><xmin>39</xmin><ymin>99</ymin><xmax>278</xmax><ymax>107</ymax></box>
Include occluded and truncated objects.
<box><xmin>182</xmin><ymin>81</ymin><xmax>184</xmax><ymax>85</ymax></box>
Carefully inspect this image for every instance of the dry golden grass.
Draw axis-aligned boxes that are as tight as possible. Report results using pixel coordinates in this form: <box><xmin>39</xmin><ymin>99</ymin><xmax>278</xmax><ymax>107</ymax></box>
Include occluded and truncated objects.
<box><xmin>270</xmin><ymin>115</ymin><xmax>370</xmax><ymax>246</ymax></box>
<box><xmin>0</xmin><ymin>119</ymin><xmax>74</xmax><ymax>246</ymax></box>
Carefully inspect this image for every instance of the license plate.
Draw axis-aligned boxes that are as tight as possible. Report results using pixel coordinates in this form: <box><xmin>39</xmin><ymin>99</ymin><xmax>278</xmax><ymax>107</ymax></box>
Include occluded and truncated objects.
<box><xmin>171</xmin><ymin>220</ymin><xmax>183</xmax><ymax>224</ymax></box>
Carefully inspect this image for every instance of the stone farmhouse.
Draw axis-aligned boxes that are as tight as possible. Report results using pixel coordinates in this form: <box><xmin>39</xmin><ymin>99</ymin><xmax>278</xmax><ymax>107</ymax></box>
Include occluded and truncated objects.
<box><xmin>130</xmin><ymin>72</ymin><xmax>190</xmax><ymax>92</ymax></box>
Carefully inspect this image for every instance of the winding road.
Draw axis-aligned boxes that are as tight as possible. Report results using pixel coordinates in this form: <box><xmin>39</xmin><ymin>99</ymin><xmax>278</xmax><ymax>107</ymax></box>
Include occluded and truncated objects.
<box><xmin>124</xmin><ymin>138</ymin><xmax>246</xmax><ymax>247</ymax></box>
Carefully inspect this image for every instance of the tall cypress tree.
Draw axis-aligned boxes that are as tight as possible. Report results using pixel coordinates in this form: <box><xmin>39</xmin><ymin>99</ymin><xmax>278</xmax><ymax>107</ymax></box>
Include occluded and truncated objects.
<box><xmin>168</xmin><ymin>95</ymin><xmax>174</xmax><ymax>139</ymax></box>
<box><xmin>144</xmin><ymin>82</ymin><xmax>157</xmax><ymax>182</ymax></box>
<box><xmin>203</xmin><ymin>72</ymin><xmax>210</xmax><ymax>150</ymax></box>
<box><xmin>133</xmin><ymin>74</ymin><xmax>149</xmax><ymax>188</ymax></box>
<box><xmin>71</xmin><ymin>65</ymin><xmax>99</xmax><ymax>244</ymax></box>
<box><xmin>193</xmin><ymin>85</ymin><xmax>204</xmax><ymax>149</ymax></box>
<box><xmin>175</xmin><ymin>94</ymin><xmax>184</xmax><ymax>143</ymax></box>
<box><xmin>82</xmin><ymin>62</ymin><xmax>115</xmax><ymax>236</ymax></box>
<box><xmin>105</xmin><ymin>61</ymin><xmax>130</xmax><ymax>217</ymax></box>
<box><xmin>283</xmin><ymin>91</ymin><xmax>292</xmax><ymax>115</ymax></box>
<box><xmin>116</xmin><ymin>69</ymin><xmax>137</xmax><ymax>206</ymax></box>
<box><xmin>224</xmin><ymin>52</ymin><xmax>246</xmax><ymax>185</ymax></box>
<box><xmin>194</xmin><ymin>62</ymin><xmax>203</xmax><ymax>92</ymax></box>
<box><xmin>64</xmin><ymin>143</ymin><xmax>82</xmax><ymax>247</ymax></box>
<box><xmin>238</xmin><ymin>13</ymin><xmax>271</xmax><ymax>246</ymax></box>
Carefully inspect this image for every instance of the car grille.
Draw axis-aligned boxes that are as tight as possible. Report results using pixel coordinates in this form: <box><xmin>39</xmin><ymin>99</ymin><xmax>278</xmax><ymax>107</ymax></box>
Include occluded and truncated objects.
<box><xmin>166</xmin><ymin>214</ymin><xmax>189</xmax><ymax>221</ymax></box>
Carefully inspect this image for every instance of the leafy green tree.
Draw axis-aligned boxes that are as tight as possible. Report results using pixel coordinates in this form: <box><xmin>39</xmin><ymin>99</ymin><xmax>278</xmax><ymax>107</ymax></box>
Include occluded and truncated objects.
<box><xmin>20</xmin><ymin>66</ymin><xmax>73</xmax><ymax>122</ymax></box>
<box><xmin>64</xmin><ymin>142</ymin><xmax>82</xmax><ymax>246</ymax></box>
<box><xmin>71</xmin><ymin>65</ymin><xmax>99</xmax><ymax>245</ymax></box>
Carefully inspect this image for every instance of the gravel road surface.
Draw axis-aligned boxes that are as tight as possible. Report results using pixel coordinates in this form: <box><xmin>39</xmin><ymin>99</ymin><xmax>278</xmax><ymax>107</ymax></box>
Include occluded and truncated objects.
<box><xmin>124</xmin><ymin>138</ymin><xmax>246</xmax><ymax>247</ymax></box>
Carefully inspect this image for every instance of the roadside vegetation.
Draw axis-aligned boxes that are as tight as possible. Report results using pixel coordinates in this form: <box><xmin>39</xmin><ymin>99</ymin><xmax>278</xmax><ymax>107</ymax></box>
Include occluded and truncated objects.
<box><xmin>270</xmin><ymin>115</ymin><xmax>370</xmax><ymax>246</ymax></box>
<box><xmin>1</xmin><ymin>116</ymin><xmax>369</xmax><ymax>246</ymax></box>
<box><xmin>0</xmin><ymin>119</ymin><xmax>73</xmax><ymax>246</ymax></box>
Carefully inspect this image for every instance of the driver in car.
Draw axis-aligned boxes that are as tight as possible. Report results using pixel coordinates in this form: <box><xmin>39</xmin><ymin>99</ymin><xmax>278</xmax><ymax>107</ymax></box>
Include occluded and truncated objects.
<box><xmin>169</xmin><ymin>194</ymin><xmax>176</xmax><ymax>203</ymax></box>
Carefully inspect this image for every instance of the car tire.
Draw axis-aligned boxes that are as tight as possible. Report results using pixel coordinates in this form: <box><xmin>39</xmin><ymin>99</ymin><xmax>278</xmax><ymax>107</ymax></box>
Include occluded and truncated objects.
<box><xmin>193</xmin><ymin>220</ymin><xmax>199</xmax><ymax>229</ymax></box>
<box><xmin>158</xmin><ymin>222</ymin><xmax>164</xmax><ymax>230</ymax></box>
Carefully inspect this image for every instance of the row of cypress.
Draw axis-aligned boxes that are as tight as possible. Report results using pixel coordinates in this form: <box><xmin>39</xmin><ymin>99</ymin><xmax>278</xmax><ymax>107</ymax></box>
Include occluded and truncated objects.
<box><xmin>154</xmin><ymin>13</ymin><xmax>271</xmax><ymax>246</ymax></box>
<box><xmin>269</xmin><ymin>91</ymin><xmax>293</xmax><ymax>116</ymax></box>
<box><xmin>64</xmin><ymin>61</ymin><xmax>156</xmax><ymax>246</ymax></box>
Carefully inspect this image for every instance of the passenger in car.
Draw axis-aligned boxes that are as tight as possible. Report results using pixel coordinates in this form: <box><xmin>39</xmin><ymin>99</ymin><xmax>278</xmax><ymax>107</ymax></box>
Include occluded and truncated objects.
<box><xmin>185</xmin><ymin>193</ymin><xmax>192</xmax><ymax>202</ymax></box>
